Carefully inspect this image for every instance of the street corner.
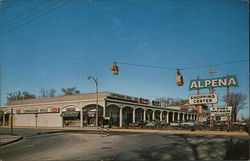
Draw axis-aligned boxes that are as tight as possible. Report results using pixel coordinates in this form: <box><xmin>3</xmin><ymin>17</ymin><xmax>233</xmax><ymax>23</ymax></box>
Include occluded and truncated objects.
<box><xmin>0</xmin><ymin>134</ymin><xmax>23</xmax><ymax>146</ymax></box>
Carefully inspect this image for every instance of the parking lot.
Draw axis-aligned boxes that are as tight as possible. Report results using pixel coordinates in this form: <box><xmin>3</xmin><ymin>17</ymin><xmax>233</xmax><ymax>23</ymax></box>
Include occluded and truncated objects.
<box><xmin>128</xmin><ymin>120</ymin><xmax>249</xmax><ymax>133</ymax></box>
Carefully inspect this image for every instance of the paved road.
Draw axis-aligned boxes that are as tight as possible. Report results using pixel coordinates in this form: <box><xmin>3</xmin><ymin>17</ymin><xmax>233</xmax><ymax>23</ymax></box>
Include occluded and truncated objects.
<box><xmin>1</xmin><ymin>128</ymin><xmax>249</xmax><ymax>161</ymax></box>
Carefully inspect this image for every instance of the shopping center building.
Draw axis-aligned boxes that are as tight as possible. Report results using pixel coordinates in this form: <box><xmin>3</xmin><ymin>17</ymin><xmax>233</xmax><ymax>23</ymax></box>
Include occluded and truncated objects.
<box><xmin>0</xmin><ymin>92</ymin><xmax>198</xmax><ymax>128</ymax></box>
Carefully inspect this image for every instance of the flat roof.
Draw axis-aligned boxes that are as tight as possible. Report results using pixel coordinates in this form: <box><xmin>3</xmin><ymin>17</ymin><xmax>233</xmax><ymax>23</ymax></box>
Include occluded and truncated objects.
<box><xmin>6</xmin><ymin>92</ymin><xmax>110</xmax><ymax>106</ymax></box>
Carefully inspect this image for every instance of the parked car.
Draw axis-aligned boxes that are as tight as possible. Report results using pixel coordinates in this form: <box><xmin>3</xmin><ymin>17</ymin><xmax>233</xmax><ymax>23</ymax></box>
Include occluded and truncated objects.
<box><xmin>201</xmin><ymin>121</ymin><xmax>210</xmax><ymax>127</ymax></box>
<box><xmin>146</xmin><ymin>120</ymin><xmax>161</xmax><ymax>127</ymax></box>
<box><xmin>214</xmin><ymin>121</ymin><xmax>222</xmax><ymax>126</ymax></box>
<box><xmin>170</xmin><ymin>121</ymin><xmax>181</xmax><ymax>127</ymax></box>
<box><xmin>137</xmin><ymin>120</ymin><xmax>147</xmax><ymax>126</ymax></box>
<box><xmin>180</xmin><ymin>120</ymin><xmax>197</xmax><ymax>127</ymax></box>
<box><xmin>129</xmin><ymin>122</ymin><xmax>139</xmax><ymax>127</ymax></box>
<box><xmin>160</xmin><ymin>121</ymin><xmax>168</xmax><ymax>126</ymax></box>
<box><xmin>129</xmin><ymin>120</ymin><xmax>147</xmax><ymax>127</ymax></box>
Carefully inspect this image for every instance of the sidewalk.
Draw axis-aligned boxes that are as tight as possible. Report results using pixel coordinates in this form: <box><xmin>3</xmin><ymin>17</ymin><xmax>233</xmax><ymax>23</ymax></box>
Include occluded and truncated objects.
<box><xmin>0</xmin><ymin>134</ymin><xmax>23</xmax><ymax>146</ymax></box>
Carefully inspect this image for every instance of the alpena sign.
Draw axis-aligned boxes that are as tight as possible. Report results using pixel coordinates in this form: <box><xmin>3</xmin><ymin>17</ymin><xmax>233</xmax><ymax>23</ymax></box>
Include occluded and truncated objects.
<box><xmin>189</xmin><ymin>75</ymin><xmax>238</xmax><ymax>90</ymax></box>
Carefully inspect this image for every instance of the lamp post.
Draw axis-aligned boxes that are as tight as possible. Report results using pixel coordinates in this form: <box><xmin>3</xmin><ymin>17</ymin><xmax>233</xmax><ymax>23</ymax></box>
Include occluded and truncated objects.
<box><xmin>87</xmin><ymin>76</ymin><xmax>99</xmax><ymax>128</ymax></box>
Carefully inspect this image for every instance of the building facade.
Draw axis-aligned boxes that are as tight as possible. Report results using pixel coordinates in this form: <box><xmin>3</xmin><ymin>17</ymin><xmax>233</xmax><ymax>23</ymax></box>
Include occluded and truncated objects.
<box><xmin>0</xmin><ymin>92</ymin><xmax>197</xmax><ymax>128</ymax></box>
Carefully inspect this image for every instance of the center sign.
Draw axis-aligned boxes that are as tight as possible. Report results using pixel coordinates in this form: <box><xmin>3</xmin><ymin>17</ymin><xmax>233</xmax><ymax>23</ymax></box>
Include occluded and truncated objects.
<box><xmin>189</xmin><ymin>94</ymin><xmax>218</xmax><ymax>105</ymax></box>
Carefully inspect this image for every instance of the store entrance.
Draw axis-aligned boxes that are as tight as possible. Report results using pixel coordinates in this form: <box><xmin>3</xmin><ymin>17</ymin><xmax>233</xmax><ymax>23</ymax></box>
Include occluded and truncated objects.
<box><xmin>82</xmin><ymin>105</ymin><xmax>103</xmax><ymax>127</ymax></box>
<box><xmin>62</xmin><ymin>110</ymin><xmax>80</xmax><ymax>127</ymax></box>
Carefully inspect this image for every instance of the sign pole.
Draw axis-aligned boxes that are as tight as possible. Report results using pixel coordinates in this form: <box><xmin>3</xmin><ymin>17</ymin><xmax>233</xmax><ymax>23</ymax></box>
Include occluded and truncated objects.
<box><xmin>210</xmin><ymin>88</ymin><xmax>215</xmax><ymax>129</ymax></box>
<box><xmin>196</xmin><ymin>76</ymin><xmax>200</xmax><ymax>129</ymax></box>
<box><xmin>226</xmin><ymin>85</ymin><xmax>231</xmax><ymax>131</ymax></box>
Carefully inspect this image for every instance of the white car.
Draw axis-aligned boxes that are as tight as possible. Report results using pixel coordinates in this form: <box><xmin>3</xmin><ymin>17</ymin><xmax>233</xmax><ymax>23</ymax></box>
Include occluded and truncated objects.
<box><xmin>170</xmin><ymin>122</ymin><xmax>180</xmax><ymax>126</ymax></box>
<box><xmin>180</xmin><ymin>121</ymin><xmax>196</xmax><ymax>127</ymax></box>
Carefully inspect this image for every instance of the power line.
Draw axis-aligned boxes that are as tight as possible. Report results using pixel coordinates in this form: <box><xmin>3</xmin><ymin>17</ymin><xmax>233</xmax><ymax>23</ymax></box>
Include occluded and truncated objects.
<box><xmin>115</xmin><ymin>59</ymin><xmax>249</xmax><ymax>71</ymax></box>
<box><xmin>116</xmin><ymin>62</ymin><xmax>177</xmax><ymax>71</ymax></box>
<box><xmin>183</xmin><ymin>59</ymin><xmax>249</xmax><ymax>70</ymax></box>
<box><xmin>2</xmin><ymin>0</ymin><xmax>72</xmax><ymax>34</ymax></box>
<box><xmin>1</xmin><ymin>0</ymin><xmax>18</xmax><ymax>12</ymax></box>
<box><xmin>0</xmin><ymin>0</ymin><xmax>58</xmax><ymax>30</ymax></box>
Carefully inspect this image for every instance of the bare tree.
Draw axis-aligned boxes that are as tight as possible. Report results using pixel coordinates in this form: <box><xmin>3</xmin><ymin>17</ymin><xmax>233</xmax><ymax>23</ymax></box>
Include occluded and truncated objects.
<box><xmin>7</xmin><ymin>91</ymin><xmax>36</xmax><ymax>104</ymax></box>
<box><xmin>61</xmin><ymin>87</ymin><xmax>80</xmax><ymax>95</ymax></box>
<box><xmin>222</xmin><ymin>93</ymin><xmax>247</xmax><ymax>122</ymax></box>
<box><xmin>40</xmin><ymin>88</ymin><xmax>57</xmax><ymax>97</ymax></box>
<box><xmin>49</xmin><ymin>88</ymin><xmax>56</xmax><ymax>97</ymax></box>
<box><xmin>40</xmin><ymin>88</ymin><xmax>49</xmax><ymax>98</ymax></box>
<box><xmin>156</xmin><ymin>97</ymin><xmax>188</xmax><ymax>106</ymax></box>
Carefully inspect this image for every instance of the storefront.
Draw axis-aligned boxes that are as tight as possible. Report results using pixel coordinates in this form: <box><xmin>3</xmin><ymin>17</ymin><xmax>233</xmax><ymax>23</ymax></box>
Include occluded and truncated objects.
<box><xmin>1</xmin><ymin>92</ymin><xmax>197</xmax><ymax>128</ymax></box>
<box><xmin>62</xmin><ymin>106</ymin><xmax>80</xmax><ymax>127</ymax></box>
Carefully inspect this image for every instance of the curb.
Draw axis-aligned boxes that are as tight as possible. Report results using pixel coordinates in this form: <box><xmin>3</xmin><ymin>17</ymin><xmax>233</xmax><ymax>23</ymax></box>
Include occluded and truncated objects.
<box><xmin>0</xmin><ymin>136</ymin><xmax>23</xmax><ymax>146</ymax></box>
<box><xmin>1</xmin><ymin>126</ymin><xmax>249</xmax><ymax>136</ymax></box>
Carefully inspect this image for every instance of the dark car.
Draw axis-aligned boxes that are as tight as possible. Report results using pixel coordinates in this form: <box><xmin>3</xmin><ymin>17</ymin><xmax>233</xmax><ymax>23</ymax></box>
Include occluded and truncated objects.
<box><xmin>137</xmin><ymin>120</ymin><xmax>147</xmax><ymax>127</ymax></box>
<box><xmin>129</xmin><ymin>120</ymin><xmax>147</xmax><ymax>127</ymax></box>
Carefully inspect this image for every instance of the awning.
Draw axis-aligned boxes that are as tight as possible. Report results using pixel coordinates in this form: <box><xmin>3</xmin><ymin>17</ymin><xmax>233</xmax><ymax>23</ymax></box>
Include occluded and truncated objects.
<box><xmin>61</xmin><ymin>111</ymin><xmax>80</xmax><ymax>118</ymax></box>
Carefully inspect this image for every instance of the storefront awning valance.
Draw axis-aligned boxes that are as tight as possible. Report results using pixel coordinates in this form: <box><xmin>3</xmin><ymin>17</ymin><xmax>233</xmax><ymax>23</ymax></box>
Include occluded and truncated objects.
<box><xmin>61</xmin><ymin>111</ymin><xmax>80</xmax><ymax>117</ymax></box>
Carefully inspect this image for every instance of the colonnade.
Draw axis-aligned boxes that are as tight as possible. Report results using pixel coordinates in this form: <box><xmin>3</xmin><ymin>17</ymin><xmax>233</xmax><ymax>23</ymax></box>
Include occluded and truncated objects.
<box><xmin>105</xmin><ymin>105</ymin><xmax>197</xmax><ymax>127</ymax></box>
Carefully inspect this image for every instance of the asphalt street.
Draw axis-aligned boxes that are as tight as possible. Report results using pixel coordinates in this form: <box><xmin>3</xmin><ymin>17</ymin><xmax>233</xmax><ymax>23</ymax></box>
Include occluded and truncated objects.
<box><xmin>0</xmin><ymin>128</ymin><xmax>249</xmax><ymax>161</ymax></box>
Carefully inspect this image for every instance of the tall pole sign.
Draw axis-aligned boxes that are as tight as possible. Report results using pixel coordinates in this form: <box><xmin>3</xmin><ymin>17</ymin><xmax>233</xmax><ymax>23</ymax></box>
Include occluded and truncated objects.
<box><xmin>189</xmin><ymin>75</ymin><xmax>238</xmax><ymax>90</ymax></box>
<box><xmin>189</xmin><ymin>74</ymin><xmax>238</xmax><ymax>130</ymax></box>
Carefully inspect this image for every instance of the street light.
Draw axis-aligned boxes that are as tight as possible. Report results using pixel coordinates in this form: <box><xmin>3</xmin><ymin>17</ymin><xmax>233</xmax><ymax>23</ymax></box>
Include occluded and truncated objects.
<box><xmin>87</xmin><ymin>76</ymin><xmax>99</xmax><ymax>128</ymax></box>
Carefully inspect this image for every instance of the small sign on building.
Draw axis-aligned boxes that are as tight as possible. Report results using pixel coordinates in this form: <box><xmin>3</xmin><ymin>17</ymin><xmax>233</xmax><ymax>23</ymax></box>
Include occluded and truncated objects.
<box><xmin>189</xmin><ymin>94</ymin><xmax>218</xmax><ymax>105</ymax></box>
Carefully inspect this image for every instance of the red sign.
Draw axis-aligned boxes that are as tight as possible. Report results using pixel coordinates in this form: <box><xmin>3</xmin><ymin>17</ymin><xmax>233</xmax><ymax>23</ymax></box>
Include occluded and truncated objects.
<box><xmin>16</xmin><ymin>109</ymin><xmax>21</xmax><ymax>114</ymax></box>
<box><xmin>139</xmin><ymin>98</ymin><xmax>149</xmax><ymax>104</ymax></box>
<box><xmin>50</xmin><ymin>108</ymin><xmax>59</xmax><ymax>113</ymax></box>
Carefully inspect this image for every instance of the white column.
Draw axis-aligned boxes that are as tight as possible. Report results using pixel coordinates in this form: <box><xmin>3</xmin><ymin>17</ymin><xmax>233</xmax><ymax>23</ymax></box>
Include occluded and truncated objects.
<box><xmin>103</xmin><ymin>106</ymin><xmax>106</xmax><ymax>118</ymax></box>
<box><xmin>3</xmin><ymin>114</ymin><xmax>5</xmax><ymax>126</ymax></box>
<box><xmin>119</xmin><ymin>108</ymin><xmax>123</xmax><ymax>127</ymax></box>
<box><xmin>182</xmin><ymin>113</ymin><xmax>185</xmax><ymax>121</ymax></box>
<box><xmin>166</xmin><ymin>112</ymin><xmax>169</xmax><ymax>123</ymax></box>
<box><xmin>80</xmin><ymin>108</ymin><xmax>83</xmax><ymax>128</ymax></box>
<box><xmin>172</xmin><ymin>112</ymin><xmax>175</xmax><ymax>122</ymax></box>
<box><xmin>160</xmin><ymin>111</ymin><xmax>163</xmax><ymax>121</ymax></box>
<box><xmin>143</xmin><ymin>110</ymin><xmax>146</xmax><ymax>121</ymax></box>
<box><xmin>152</xmin><ymin>110</ymin><xmax>155</xmax><ymax>120</ymax></box>
<box><xmin>132</xmin><ymin>108</ymin><xmax>136</xmax><ymax>123</ymax></box>
<box><xmin>177</xmin><ymin>112</ymin><xmax>180</xmax><ymax>121</ymax></box>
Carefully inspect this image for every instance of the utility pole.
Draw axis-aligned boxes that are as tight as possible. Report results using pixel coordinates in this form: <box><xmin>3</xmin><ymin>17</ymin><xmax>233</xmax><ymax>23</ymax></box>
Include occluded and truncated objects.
<box><xmin>11</xmin><ymin>108</ymin><xmax>13</xmax><ymax>135</ymax></box>
<box><xmin>35</xmin><ymin>113</ymin><xmax>38</xmax><ymax>128</ymax></box>
<box><xmin>88</xmin><ymin>76</ymin><xmax>99</xmax><ymax>128</ymax></box>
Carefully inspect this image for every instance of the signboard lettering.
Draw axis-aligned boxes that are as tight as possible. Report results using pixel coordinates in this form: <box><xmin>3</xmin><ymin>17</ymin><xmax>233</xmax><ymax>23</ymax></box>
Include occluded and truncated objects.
<box><xmin>210</xmin><ymin>106</ymin><xmax>232</xmax><ymax>117</ymax></box>
<box><xmin>189</xmin><ymin>75</ymin><xmax>238</xmax><ymax>90</ymax></box>
<box><xmin>189</xmin><ymin>94</ymin><xmax>218</xmax><ymax>105</ymax></box>
<box><xmin>66</xmin><ymin>108</ymin><xmax>75</xmax><ymax>111</ymax></box>
<box><xmin>139</xmin><ymin>98</ymin><xmax>149</xmax><ymax>104</ymax></box>
<box><xmin>16</xmin><ymin>108</ymin><xmax>60</xmax><ymax>114</ymax></box>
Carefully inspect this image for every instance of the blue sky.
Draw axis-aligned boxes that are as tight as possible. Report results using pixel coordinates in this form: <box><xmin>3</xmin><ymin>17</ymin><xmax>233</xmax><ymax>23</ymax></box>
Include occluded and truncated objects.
<box><xmin>0</xmin><ymin>0</ymin><xmax>249</xmax><ymax>117</ymax></box>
